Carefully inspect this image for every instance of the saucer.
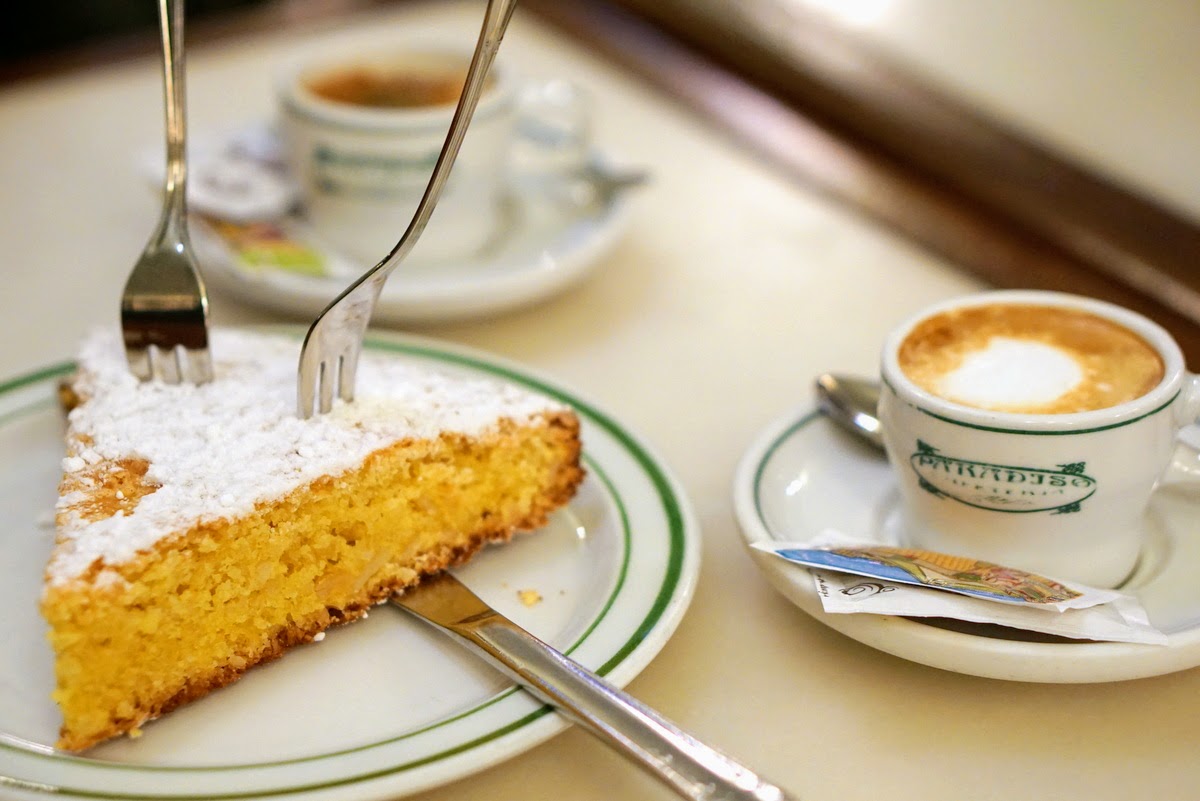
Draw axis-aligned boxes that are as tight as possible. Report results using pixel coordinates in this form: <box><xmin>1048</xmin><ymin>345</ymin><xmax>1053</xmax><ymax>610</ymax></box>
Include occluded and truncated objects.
<box><xmin>152</xmin><ymin>125</ymin><xmax>637</xmax><ymax>324</ymax></box>
<box><xmin>732</xmin><ymin>405</ymin><xmax>1200</xmax><ymax>683</ymax></box>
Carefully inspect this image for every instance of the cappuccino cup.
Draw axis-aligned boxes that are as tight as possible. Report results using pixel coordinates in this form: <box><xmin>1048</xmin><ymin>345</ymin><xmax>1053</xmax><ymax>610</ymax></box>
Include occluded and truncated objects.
<box><xmin>277</xmin><ymin>42</ymin><xmax>587</xmax><ymax>264</ymax></box>
<box><xmin>878</xmin><ymin>290</ymin><xmax>1200</xmax><ymax>588</ymax></box>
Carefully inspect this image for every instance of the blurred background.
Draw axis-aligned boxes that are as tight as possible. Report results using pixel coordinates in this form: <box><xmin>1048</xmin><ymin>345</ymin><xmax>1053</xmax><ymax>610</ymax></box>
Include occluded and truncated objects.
<box><xmin>4</xmin><ymin>0</ymin><xmax>264</xmax><ymax>64</ymax></box>
<box><xmin>6</xmin><ymin>0</ymin><xmax>1198</xmax><ymax>350</ymax></box>
<box><xmin>9</xmin><ymin>0</ymin><xmax>1197</xmax><ymax>224</ymax></box>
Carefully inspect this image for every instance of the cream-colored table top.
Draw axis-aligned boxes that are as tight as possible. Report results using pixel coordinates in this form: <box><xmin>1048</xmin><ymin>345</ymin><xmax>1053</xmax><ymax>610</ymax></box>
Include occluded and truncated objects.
<box><xmin>1</xmin><ymin>2</ymin><xmax>1196</xmax><ymax>800</ymax></box>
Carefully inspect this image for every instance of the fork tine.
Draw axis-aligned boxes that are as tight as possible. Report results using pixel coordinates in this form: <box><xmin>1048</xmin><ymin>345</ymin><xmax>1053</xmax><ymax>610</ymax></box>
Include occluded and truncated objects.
<box><xmin>319</xmin><ymin>360</ymin><xmax>336</xmax><ymax>415</ymax></box>
<box><xmin>126</xmin><ymin>347</ymin><xmax>152</xmax><ymax>382</ymax></box>
<box><xmin>146</xmin><ymin>346</ymin><xmax>162</xmax><ymax>383</ymax></box>
<box><xmin>171</xmin><ymin>346</ymin><xmax>188</xmax><ymax>384</ymax></box>
<box><xmin>338</xmin><ymin>349</ymin><xmax>359</xmax><ymax>404</ymax></box>
<box><xmin>297</xmin><ymin>375</ymin><xmax>315</xmax><ymax>420</ymax></box>
<box><xmin>187</xmin><ymin>348</ymin><xmax>214</xmax><ymax>384</ymax></box>
<box><xmin>172</xmin><ymin>345</ymin><xmax>209</xmax><ymax>386</ymax></box>
<box><xmin>297</xmin><ymin>330</ymin><xmax>322</xmax><ymax>418</ymax></box>
<box><xmin>150</xmin><ymin>345</ymin><xmax>180</xmax><ymax>385</ymax></box>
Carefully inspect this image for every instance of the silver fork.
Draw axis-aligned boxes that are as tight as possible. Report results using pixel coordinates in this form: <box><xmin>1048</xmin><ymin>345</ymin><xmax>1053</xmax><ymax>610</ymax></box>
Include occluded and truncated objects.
<box><xmin>296</xmin><ymin>0</ymin><xmax>517</xmax><ymax>418</ymax></box>
<box><xmin>121</xmin><ymin>0</ymin><xmax>212</xmax><ymax>385</ymax></box>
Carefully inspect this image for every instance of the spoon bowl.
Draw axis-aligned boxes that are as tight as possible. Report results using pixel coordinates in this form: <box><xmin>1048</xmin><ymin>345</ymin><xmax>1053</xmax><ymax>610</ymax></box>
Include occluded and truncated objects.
<box><xmin>814</xmin><ymin>373</ymin><xmax>885</xmax><ymax>452</ymax></box>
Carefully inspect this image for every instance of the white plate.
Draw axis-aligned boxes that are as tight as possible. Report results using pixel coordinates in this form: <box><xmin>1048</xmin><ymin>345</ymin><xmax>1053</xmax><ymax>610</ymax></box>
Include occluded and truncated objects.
<box><xmin>732</xmin><ymin>405</ymin><xmax>1200</xmax><ymax>683</ymax></box>
<box><xmin>190</xmin><ymin>157</ymin><xmax>634</xmax><ymax>325</ymax></box>
<box><xmin>0</xmin><ymin>332</ymin><xmax>699</xmax><ymax>800</ymax></box>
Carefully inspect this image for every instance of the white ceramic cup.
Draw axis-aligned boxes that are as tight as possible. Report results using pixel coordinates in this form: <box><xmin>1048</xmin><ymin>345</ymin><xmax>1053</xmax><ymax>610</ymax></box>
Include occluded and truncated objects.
<box><xmin>878</xmin><ymin>290</ymin><xmax>1200</xmax><ymax>588</ymax></box>
<box><xmin>277</xmin><ymin>44</ymin><xmax>586</xmax><ymax>264</ymax></box>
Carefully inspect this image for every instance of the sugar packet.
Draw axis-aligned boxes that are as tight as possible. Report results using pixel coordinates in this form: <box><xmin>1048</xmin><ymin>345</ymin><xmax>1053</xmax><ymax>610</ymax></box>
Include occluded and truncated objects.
<box><xmin>752</xmin><ymin>531</ymin><xmax>1167</xmax><ymax>645</ymax></box>
<box><xmin>752</xmin><ymin>530</ymin><xmax>1120</xmax><ymax>611</ymax></box>
<box><xmin>810</xmin><ymin>570</ymin><xmax>1166</xmax><ymax>645</ymax></box>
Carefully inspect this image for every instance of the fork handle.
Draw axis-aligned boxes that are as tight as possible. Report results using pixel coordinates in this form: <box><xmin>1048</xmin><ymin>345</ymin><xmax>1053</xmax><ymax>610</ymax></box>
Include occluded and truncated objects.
<box><xmin>423</xmin><ymin>609</ymin><xmax>796</xmax><ymax>801</ymax></box>
<box><xmin>370</xmin><ymin>0</ymin><xmax>517</xmax><ymax>284</ymax></box>
<box><xmin>157</xmin><ymin>0</ymin><xmax>188</xmax><ymax>227</ymax></box>
<box><xmin>295</xmin><ymin>0</ymin><xmax>516</xmax><ymax>418</ymax></box>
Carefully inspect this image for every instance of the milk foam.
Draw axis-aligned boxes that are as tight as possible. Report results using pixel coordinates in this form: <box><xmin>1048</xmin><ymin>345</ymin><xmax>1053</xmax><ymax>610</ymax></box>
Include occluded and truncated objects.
<box><xmin>936</xmin><ymin>337</ymin><xmax>1083</xmax><ymax>410</ymax></box>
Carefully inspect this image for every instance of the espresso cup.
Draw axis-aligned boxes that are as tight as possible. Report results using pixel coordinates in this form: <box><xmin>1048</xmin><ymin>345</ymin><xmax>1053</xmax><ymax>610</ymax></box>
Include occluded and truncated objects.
<box><xmin>277</xmin><ymin>43</ymin><xmax>585</xmax><ymax>264</ymax></box>
<box><xmin>878</xmin><ymin>290</ymin><xmax>1200</xmax><ymax>588</ymax></box>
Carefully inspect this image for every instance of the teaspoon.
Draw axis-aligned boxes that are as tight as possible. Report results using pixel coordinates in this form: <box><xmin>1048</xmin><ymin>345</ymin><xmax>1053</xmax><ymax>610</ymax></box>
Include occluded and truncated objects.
<box><xmin>813</xmin><ymin>373</ymin><xmax>885</xmax><ymax>452</ymax></box>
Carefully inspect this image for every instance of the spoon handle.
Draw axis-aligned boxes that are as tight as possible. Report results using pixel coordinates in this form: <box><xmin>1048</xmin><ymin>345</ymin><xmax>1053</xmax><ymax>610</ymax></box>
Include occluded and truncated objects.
<box><xmin>393</xmin><ymin>574</ymin><xmax>796</xmax><ymax>801</ymax></box>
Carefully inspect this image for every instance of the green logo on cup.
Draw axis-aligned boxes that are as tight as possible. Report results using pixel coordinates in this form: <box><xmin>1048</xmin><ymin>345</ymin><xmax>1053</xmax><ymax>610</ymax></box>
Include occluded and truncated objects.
<box><xmin>909</xmin><ymin>440</ymin><xmax>1095</xmax><ymax>514</ymax></box>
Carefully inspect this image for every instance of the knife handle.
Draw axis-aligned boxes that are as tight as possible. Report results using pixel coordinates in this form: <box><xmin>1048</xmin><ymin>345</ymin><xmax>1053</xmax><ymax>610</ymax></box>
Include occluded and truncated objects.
<box><xmin>444</xmin><ymin>609</ymin><xmax>797</xmax><ymax>801</ymax></box>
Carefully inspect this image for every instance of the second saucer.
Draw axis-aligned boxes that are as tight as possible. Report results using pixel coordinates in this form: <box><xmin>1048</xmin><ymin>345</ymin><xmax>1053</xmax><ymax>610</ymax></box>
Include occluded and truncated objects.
<box><xmin>732</xmin><ymin>404</ymin><xmax>1200</xmax><ymax>683</ymax></box>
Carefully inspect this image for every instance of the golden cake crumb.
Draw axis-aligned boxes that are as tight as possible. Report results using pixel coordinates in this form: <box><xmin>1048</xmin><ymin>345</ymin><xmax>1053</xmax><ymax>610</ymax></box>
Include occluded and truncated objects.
<box><xmin>518</xmin><ymin>589</ymin><xmax>543</xmax><ymax>607</ymax></box>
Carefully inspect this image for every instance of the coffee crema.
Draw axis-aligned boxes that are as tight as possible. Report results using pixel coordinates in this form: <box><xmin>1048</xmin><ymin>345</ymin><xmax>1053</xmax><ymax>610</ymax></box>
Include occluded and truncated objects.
<box><xmin>897</xmin><ymin>303</ymin><xmax>1165</xmax><ymax>414</ymax></box>
<box><xmin>305</xmin><ymin>65</ymin><xmax>469</xmax><ymax>109</ymax></box>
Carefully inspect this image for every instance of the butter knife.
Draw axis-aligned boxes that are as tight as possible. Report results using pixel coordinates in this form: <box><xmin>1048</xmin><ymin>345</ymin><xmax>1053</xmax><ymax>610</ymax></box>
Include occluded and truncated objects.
<box><xmin>391</xmin><ymin>573</ymin><xmax>796</xmax><ymax>801</ymax></box>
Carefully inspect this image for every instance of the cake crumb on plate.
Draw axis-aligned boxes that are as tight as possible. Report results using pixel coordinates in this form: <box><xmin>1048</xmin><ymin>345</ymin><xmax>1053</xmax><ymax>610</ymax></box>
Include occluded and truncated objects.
<box><xmin>518</xmin><ymin>589</ymin><xmax>543</xmax><ymax>606</ymax></box>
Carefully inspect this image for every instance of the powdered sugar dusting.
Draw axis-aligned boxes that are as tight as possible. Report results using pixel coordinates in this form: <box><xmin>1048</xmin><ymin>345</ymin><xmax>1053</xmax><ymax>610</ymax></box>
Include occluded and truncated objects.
<box><xmin>49</xmin><ymin>328</ymin><xmax>567</xmax><ymax>584</ymax></box>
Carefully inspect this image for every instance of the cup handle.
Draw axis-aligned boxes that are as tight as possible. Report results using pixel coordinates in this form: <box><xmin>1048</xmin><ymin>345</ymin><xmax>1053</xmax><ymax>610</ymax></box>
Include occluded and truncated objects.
<box><xmin>509</xmin><ymin>79</ymin><xmax>592</xmax><ymax>183</ymax></box>
<box><xmin>1161</xmin><ymin>373</ymin><xmax>1200</xmax><ymax>484</ymax></box>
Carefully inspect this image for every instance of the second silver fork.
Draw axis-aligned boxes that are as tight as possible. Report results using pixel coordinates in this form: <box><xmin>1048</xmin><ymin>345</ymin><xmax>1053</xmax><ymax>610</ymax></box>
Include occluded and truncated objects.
<box><xmin>120</xmin><ymin>0</ymin><xmax>212</xmax><ymax>385</ymax></box>
<box><xmin>296</xmin><ymin>0</ymin><xmax>517</xmax><ymax>418</ymax></box>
